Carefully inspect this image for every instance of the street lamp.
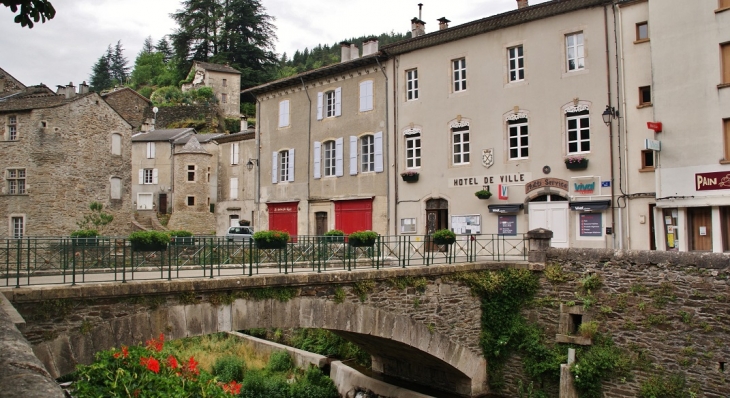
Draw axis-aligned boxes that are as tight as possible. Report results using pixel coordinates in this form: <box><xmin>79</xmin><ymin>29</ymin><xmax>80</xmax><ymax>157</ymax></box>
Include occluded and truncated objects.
<box><xmin>602</xmin><ymin>105</ymin><xmax>618</xmax><ymax>126</ymax></box>
<box><xmin>246</xmin><ymin>158</ymin><xmax>258</xmax><ymax>171</ymax></box>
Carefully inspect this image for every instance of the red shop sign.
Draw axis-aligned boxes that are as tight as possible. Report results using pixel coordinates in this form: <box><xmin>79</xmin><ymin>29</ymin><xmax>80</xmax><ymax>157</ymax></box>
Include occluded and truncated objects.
<box><xmin>695</xmin><ymin>171</ymin><xmax>730</xmax><ymax>191</ymax></box>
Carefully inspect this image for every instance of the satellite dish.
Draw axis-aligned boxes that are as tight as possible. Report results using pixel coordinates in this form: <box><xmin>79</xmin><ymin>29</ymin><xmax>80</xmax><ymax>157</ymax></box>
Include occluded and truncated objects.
<box><xmin>153</xmin><ymin>107</ymin><xmax>159</xmax><ymax>114</ymax></box>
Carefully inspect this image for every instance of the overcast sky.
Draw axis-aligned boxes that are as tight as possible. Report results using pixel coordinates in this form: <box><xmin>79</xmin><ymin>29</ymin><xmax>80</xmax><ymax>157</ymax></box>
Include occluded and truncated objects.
<box><xmin>0</xmin><ymin>0</ymin><xmax>550</xmax><ymax>88</ymax></box>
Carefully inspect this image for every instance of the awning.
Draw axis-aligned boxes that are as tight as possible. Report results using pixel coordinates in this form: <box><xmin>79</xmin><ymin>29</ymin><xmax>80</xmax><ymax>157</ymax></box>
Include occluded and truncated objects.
<box><xmin>569</xmin><ymin>200</ymin><xmax>611</xmax><ymax>212</ymax></box>
<box><xmin>488</xmin><ymin>204</ymin><xmax>524</xmax><ymax>214</ymax></box>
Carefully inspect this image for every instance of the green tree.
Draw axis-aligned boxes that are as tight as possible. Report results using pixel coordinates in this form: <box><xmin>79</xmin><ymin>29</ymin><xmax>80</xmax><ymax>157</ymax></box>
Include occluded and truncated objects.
<box><xmin>141</xmin><ymin>35</ymin><xmax>155</xmax><ymax>54</ymax></box>
<box><xmin>156</xmin><ymin>36</ymin><xmax>174</xmax><ymax>63</ymax></box>
<box><xmin>2</xmin><ymin>0</ymin><xmax>55</xmax><ymax>28</ymax></box>
<box><xmin>89</xmin><ymin>49</ymin><xmax>113</xmax><ymax>92</ymax></box>
<box><xmin>76</xmin><ymin>202</ymin><xmax>114</xmax><ymax>235</ymax></box>
<box><xmin>110</xmin><ymin>40</ymin><xmax>130</xmax><ymax>85</ymax></box>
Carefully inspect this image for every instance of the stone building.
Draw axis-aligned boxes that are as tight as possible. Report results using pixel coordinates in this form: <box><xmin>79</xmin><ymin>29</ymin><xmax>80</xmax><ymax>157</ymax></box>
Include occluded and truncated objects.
<box><xmin>213</xmin><ymin>129</ymin><xmax>257</xmax><ymax>235</ymax></box>
<box><xmin>182</xmin><ymin>61</ymin><xmax>241</xmax><ymax>118</ymax></box>
<box><xmin>241</xmin><ymin>39</ymin><xmax>389</xmax><ymax>236</ymax></box>
<box><xmin>101</xmin><ymin>86</ymin><xmax>152</xmax><ymax>130</ymax></box>
<box><xmin>0</xmin><ymin>67</ymin><xmax>26</xmax><ymax>100</ymax></box>
<box><xmin>0</xmin><ymin>80</ymin><xmax>134</xmax><ymax>237</ymax></box>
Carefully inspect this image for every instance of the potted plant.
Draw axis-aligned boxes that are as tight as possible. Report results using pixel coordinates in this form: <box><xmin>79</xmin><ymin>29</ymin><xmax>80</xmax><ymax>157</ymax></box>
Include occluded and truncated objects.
<box><xmin>347</xmin><ymin>230</ymin><xmax>378</xmax><ymax>247</ymax></box>
<box><xmin>565</xmin><ymin>155</ymin><xmax>589</xmax><ymax>170</ymax></box>
<box><xmin>70</xmin><ymin>229</ymin><xmax>99</xmax><ymax>246</ymax></box>
<box><xmin>253</xmin><ymin>230</ymin><xmax>290</xmax><ymax>249</ymax></box>
<box><xmin>168</xmin><ymin>230</ymin><xmax>194</xmax><ymax>245</ymax></box>
<box><xmin>475</xmin><ymin>189</ymin><xmax>492</xmax><ymax>200</ymax></box>
<box><xmin>323</xmin><ymin>229</ymin><xmax>345</xmax><ymax>243</ymax></box>
<box><xmin>400</xmin><ymin>170</ymin><xmax>419</xmax><ymax>183</ymax></box>
<box><xmin>128</xmin><ymin>231</ymin><xmax>170</xmax><ymax>252</ymax></box>
<box><xmin>432</xmin><ymin>229</ymin><xmax>457</xmax><ymax>245</ymax></box>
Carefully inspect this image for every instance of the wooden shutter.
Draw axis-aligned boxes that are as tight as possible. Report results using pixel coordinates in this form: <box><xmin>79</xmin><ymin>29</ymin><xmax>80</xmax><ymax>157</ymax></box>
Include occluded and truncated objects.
<box><xmin>279</xmin><ymin>100</ymin><xmax>289</xmax><ymax>127</ymax></box>
<box><xmin>725</xmin><ymin>119</ymin><xmax>730</xmax><ymax>160</ymax></box>
<box><xmin>147</xmin><ymin>142</ymin><xmax>155</xmax><ymax>158</ymax></box>
<box><xmin>152</xmin><ymin>169</ymin><xmax>159</xmax><ymax>184</ymax></box>
<box><xmin>722</xmin><ymin>0</ymin><xmax>730</xmax><ymax>9</ymax></box>
<box><xmin>723</xmin><ymin>43</ymin><xmax>730</xmax><ymax>84</ymax></box>
<box><xmin>138</xmin><ymin>169</ymin><xmax>144</xmax><ymax>184</ymax></box>
<box><xmin>335</xmin><ymin>137</ymin><xmax>344</xmax><ymax>176</ymax></box>
<box><xmin>374</xmin><ymin>132</ymin><xmax>384</xmax><ymax>172</ymax></box>
<box><xmin>230</xmin><ymin>177</ymin><xmax>239</xmax><ymax>199</ymax></box>
<box><xmin>231</xmin><ymin>143</ymin><xmax>239</xmax><ymax>165</ymax></box>
<box><xmin>359</xmin><ymin>81</ymin><xmax>373</xmax><ymax>112</ymax></box>
<box><xmin>335</xmin><ymin>87</ymin><xmax>342</xmax><ymax>117</ymax></box>
<box><xmin>288</xmin><ymin>148</ymin><xmax>295</xmax><ymax>182</ymax></box>
<box><xmin>272</xmin><ymin>151</ymin><xmax>278</xmax><ymax>184</ymax></box>
<box><xmin>349</xmin><ymin>136</ymin><xmax>358</xmax><ymax>175</ymax></box>
<box><xmin>317</xmin><ymin>92</ymin><xmax>323</xmax><ymax>120</ymax></box>
<box><xmin>313</xmin><ymin>141</ymin><xmax>321</xmax><ymax>179</ymax></box>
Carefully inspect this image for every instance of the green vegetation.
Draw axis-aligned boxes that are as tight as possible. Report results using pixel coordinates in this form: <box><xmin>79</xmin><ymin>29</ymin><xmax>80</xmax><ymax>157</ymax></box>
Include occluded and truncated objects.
<box><xmin>571</xmin><ymin>334</ymin><xmax>633</xmax><ymax>398</ymax></box>
<box><xmin>239</xmin><ymin>287</ymin><xmax>299</xmax><ymax>302</ymax></box>
<box><xmin>128</xmin><ymin>230</ymin><xmax>171</xmax><ymax>247</ymax></box>
<box><xmin>544</xmin><ymin>263</ymin><xmax>574</xmax><ymax>284</ymax></box>
<box><xmin>289</xmin><ymin>329</ymin><xmax>371</xmax><ymax>368</ymax></box>
<box><xmin>333</xmin><ymin>287</ymin><xmax>346</xmax><ymax>304</ymax></box>
<box><xmin>387</xmin><ymin>276</ymin><xmax>428</xmax><ymax>292</ymax></box>
<box><xmin>212</xmin><ymin>355</ymin><xmax>246</xmax><ymax>383</ymax></box>
<box><xmin>347</xmin><ymin>230</ymin><xmax>378</xmax><ymax>247</ymax></box>
<box><xmin>352</xmin><ymin>280</ymin><xmax>375</xmax><ymax>302</ymax></box>
<box><xmin>432</xmin><ymin>229</ymin><xmax>457</xmax><ymax>244</ymax></box>
<box><xmin>638</xmin><ymin>372</ymin><xmax>695</xmax><ymax>398</ymax></box>
<box><xmin>74</xmin><ymin>201</ymin><xmax>114</xmax><ymax>236</ymax></box>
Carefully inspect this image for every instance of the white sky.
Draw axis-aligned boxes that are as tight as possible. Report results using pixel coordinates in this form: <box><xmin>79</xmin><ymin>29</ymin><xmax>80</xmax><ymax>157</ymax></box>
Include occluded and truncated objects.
<box><xmin>0</xmin><ymin>0</ymin><xmax>550</xmax><ymax>88</ymax></box>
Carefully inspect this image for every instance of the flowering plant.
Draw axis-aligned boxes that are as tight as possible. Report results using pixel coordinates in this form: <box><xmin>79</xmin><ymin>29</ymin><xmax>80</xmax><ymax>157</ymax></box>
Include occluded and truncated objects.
<box><xmin>564</xmin><ymin>155</ymin><xmax>587</xmax><ymax>164</ymax></box>
<box><xmin>400</xmin><ymin>170</ymin><xmax>419</xmax><ymax>177</ymax></box>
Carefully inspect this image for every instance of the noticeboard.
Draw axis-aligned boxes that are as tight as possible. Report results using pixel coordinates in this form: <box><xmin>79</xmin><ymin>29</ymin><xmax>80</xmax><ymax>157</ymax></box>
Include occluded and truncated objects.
<box><xmin>451</xmin><ymin>214</ymin><xmax>481</xmax><ymax>235</ymax></box>
<box><xmin>498</xmin><ymin>215</ymin><xmax>517</xmax><ymax>236</ymax></box>
<box><xmin>579</xmin><ymin>213</ymin><xmax>603</xmax><ymax>237</ymax></box>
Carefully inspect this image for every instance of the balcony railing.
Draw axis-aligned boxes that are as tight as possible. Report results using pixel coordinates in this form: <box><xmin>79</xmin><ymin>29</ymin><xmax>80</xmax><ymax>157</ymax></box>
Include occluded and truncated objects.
<box><xmin>0</xmin><ymin>234</ymin><xmax>528</xmax><ymax>287</ymax></box>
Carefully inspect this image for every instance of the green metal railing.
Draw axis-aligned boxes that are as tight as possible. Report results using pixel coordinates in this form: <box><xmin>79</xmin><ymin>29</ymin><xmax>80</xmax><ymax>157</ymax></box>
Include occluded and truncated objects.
<box><xmin>0</xmin><ymin>234</ymin><xmax>528</xmax><ymax>287</ymax></box>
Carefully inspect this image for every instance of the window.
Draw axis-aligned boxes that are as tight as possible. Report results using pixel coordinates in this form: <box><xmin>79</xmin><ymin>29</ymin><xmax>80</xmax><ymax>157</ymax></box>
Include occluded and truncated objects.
<box><xmin>221</xmin><ymin>93</ymin><xmax>228</xmax><ymax>103</ymax></box>
<box><xmin>405</xmin><ymin>133</ymin><xmax>421</xmax><ymax>168</ymax></box>
<box><xmin>452</xmin><ymin>127</ymin><xmax>470</xmax><ymax>165</ymax></box>
<box><xmin>317</xmin><ymin>88</ymin><xmax>341</xmax><ymax>120</ymax></box>
<box><xmin>508</xmin><ymin>46</ymin><xmax>524</xmax><ymax>82</ymax></box>
<box><xmin>231</xmin><ymin>143</ymin><xmax>240</xmax><ymax>165</ymax></box>
<box><xmin>359</xmin><ymin>80</ymin><xmax>373</xmax><ymax>112</ymax></box>
<box><xmin>721</xmin><ymin>0</ymin><xmax>730</xmax><ymax>9</ymax></box>
<box><xmin>361</xmin><ymin>135</ymin><xmax>375</xmax><ymax>172</ymax></box>
<box><xmin>279</xmin><ymin>150</ymin><xmax>290</xmax><ymax>181</ymax></box>
<box><xmin>722</xmin><ymin>42</ymin><xmax>730</xmax><ymax>85</ymax></box>
<box><xmin>187</xmin><ymin>196</ymin><xmax>195</xmax><ymax>206</ymax></box>
<box><xmin>566</xmin><ymin>32</ymin><xmax>585</xmax><ymax>71</ymax></box>
<box><xmin>11</xmin><ymin>216</ymin><xmax>23</xmax><ymax>238</ymax></box>
<box><xmin>508</xmin><ymin>118</ymin><xmax>529</xmax><ymax>159</ymax></box>
<box><xmin>452</xmin><ymin>58</ymin><xmax>467</xmax><ymax>92</ymax></box>
<box><xmin>406</xmin><ymin>69</ymin><xmax>418</xmax><ymax>100</ymax></box>
<box><xmin>636</xmin><ymin>22</ymin><xmax>649</xmax><ymax>41</ymax></box>
<box><xmin>278</xmin><ymin>100</ymin><xmax>290</xmax><ymax>128</ymax></box>
<box><xmin>7</xmin><ymin>115</ymin><xmax>17</xmax><ymax>141</ymax></box>
<box><xmin>7</xmin><ymin>168</ymin><xmax>26</xmax><ymax>194</ymax></box>
<box><xmin>641</xmin><ymin>150</ymin><xmax>655</xmax><ymax>169</ymax></box>
<box><xmin>639</xmin><ymin>86</ymin><xmax>652</xmax><ymax>106</ymax></box>
<box><xmin>146</xmin><ymin>142</ymin><xmax>155</xmax><ymax>159</ymax></box>
<box><xmin>567</xmin><ymin>110</ymin><xmax>590</xmax><ymax>154</ymax></box>
<box><xmin>143</xmin><ymin>168</ymin><xmax>154</xmax><ymax>184</ymax></box>
<box><xmin>230</xmin><ymin>177</ymin><xmax>238</xmax><ymax>200</ymax></box>
<box><xmin>187</xmin><ymin>165</ymin><xmax>195</xmax><ymax>182</ymax></box>
<box><xmin>222</xmin><ymin>78</ymin><xmax>227</xmax><ymax>87</ymax></box>
<box><xmin>724</xmin><ymin>119</ymin><xmax>730</xmax><ymax>160</ymax></box>
<box><xmin>325</xmin><ymin>91</ymin><xmax>336</xmax><ymax>117</ymax></box>
<box><xmin>111</xmin><ymin>133</ymin><xmax>121</xmax><ymax>155</ymax></box>
<box><xmin>111</xmin><ymin>177</ymin><xmax>122</xmax><ymax>199</ymax></box>
<box><xmin>323</xmin><ymin>141</ymin><xmax>336</xmax><ymax>176</ymax></box>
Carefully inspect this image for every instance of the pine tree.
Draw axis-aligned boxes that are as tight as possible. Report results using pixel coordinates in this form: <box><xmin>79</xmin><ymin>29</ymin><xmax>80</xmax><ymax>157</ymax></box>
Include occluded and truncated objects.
<box><xmin>109</xmin><ymin>40</ymin><xmax>130</xmax><ymax>85</ymax></box>
<box><xmin>141</xmin><ymin>36</ymin><xmax>155</xmax><ymax>55</ymax></box>
<box><xmin>156</xmin><ymin>36</ymin><xmax>174</xmax><ymax>63</ymax></box>
<box><xmin>89</xmin><ymin>50</ymin><xmax>113</xmax><ymax>92</ymax></box>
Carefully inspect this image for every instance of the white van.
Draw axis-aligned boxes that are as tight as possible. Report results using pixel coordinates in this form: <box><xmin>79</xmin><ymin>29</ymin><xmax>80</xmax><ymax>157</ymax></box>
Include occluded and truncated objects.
<box><xmin>226</xmin><ymin>226</ymin><xmax>254</xmax><ymax>242</ymax></box>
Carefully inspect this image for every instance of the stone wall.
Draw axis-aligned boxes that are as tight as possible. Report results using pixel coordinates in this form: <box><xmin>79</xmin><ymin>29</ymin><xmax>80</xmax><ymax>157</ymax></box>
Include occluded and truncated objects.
<box><xmin>103</xmin><ymin>88</ymin><xmax>149</xmax><ymax>129</ymax></box>
<box><xmin>144</xmin><ymin>104</ymin><xmax>219</xmax><ymax>130</ymax></box>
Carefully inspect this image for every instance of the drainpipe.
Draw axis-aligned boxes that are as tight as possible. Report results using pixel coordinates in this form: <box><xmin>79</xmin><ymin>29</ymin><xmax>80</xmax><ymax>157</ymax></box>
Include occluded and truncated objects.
<box><xmin>169</xmin><ymin>138</ymin><xmax>175</xmax><ymax>213</ymax></box>
<box><xmin>301</xmin><ymin>77</ymin><xmax>312</xmax><ymax>233</ymax></box>
<box><xmin>605</xmin><ymin>3</ymin><xmax>618</xmax><ymax>250</ymax></box>
<box><xmin>376</xmin><ymin>57</ymin><xmax>391</xmax><ymax>234</ymax></box>
<box><xmin>252</xmin><ymin>94</ymin><xmax>262</xmax><ymax>228</ymax></box>
<box><xmin>391</xmin><ymin>56</ymin><xmax>400</xmax><ymax>235</ymax></box>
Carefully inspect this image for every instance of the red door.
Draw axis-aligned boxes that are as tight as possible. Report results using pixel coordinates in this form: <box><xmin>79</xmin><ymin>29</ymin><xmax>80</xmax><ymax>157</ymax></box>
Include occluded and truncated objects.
<box><xmin>335</xmin><ymin>199</ymin><xmax>373</xmax><ymax>234</ymax></box>
<box><xmin>268</xmin><ymin>202</ymin><xmax>298</xmax><ymax>241</ymax></box>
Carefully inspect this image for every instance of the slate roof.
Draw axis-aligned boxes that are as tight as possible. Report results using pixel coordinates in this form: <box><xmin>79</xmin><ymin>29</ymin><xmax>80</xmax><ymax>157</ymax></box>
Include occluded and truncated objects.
<box><xmin>194</xmin><ymin>61</ymin><xmax>241</xmax><ymax>74</ymax></box>
<box><xmin>175</xmin><ymin>133</ymin><xmax>224</xmax><ymax>145</ymax></box>
<box><xmin>213</xmin><ymin>131</ymin><xmax>256</xmax><ymax>144</ymax></box>
<box><xmin>380</xmin><ymin>0</ymin><xmax>612</xmax><ymax>55</ymax></box>
<box><xmin>176</xmin><ymin>135</ymin><xmax>210</xmax><ymax>155</ymax></box>
<box><xmin>0</xmin><ymin>85</ymin><xmax>91</xmax><ymax>112</ymax></box>
<box><xmin>101</xmin><ymin>86</ymin><xmax>152</xmax><ymax>104</ymax></box>
<box><xmin>131</xmin><ymin>128</ymin><xmax>195</xmax><ymax>142</ymax></box>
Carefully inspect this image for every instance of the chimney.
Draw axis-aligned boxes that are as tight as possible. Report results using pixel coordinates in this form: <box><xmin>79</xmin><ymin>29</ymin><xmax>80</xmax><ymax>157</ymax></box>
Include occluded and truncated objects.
<box><xmin>340</xmin><ymin>41</ymin><xmax>351</xmax><ymax>62</ymax></box>
<box><xmin>362</xmin><ymin>37</ymin><xmax>379</xmax><ymax>56</ymax></box>
<box><xmin>411</xmin><ymin>18</ymin><xmax>426</xmax><ymax>37</ymax></box>
<box><xmin>438</xmin><ymin>17</ymin><xmax>450</xmax><ymax>31</ymax></box>
<box><xmin>79</xmin><ymin>81</ymin><xmax>89</xmax><ymax>94</ymax></box>
<box><xmin>517</xmin><ymin>0</ymin><xmax>529</xmax><ymax>9</ymax></box>
<box><xmin>65</xmin><ymin>82</ymin><xmax>75</xmax><ymax>99</ymax></box>
<box><xmin>350</xmin><ymin>43</ymin><xmax>359</xmax><ymax>60</ymax></box>
<box><xmin>240</xmin><ymin>115</ymin><xmax>247</xmax><ymax>132</ymax></box>
<box><xmin>56</xmin><ymin>85</ymin><xmax>66</xmax><ymax>96</ymax></box>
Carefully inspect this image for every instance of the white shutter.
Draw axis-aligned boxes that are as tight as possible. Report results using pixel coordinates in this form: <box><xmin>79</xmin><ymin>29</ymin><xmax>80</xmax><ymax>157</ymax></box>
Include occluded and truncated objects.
<box><xmin>349</xmin><ymin>136</ymin><xmax>358</xmax><ymax>175</ymax></box>
<box><xmin>279</xmin><ymin>100</ymin><xmax>289</xmax><ymax>127</ymax></box>
<box><xmin>317</xmin><ymin>92</ymin><xmax>323</xmax><ymax>120</ymax></box>
<box><xmin>147</xmin><ymin>142</ymin><xmax>155</xmax><ymax>159</ymax></box>
<box><xmin>230</xmin><ymin>178</ymin><xmax>238</xmax><ymax>199</ymax></box>
<box><xmin>359</xmin><ymin>81</ymin><xmax>373</xmax><ymax>112</ymax></box>
<box><xmin>152</xmin><ymin>168</ymin><xmax>159</xmax><ymax>184</ymax></box>
<box><xmin>138</xmin><ymin>169</ymin><xmax>143</xmax><ymax>184</ymax></box>
<box><xmin>272</xmin><ymin>151</ymin><xmax>278</xmax><ymax>184</ymax></box>
<box><xmin>374</xmin><ymin>131</ymin><xmax>383</xmax><ymax>173</ymax></box>
<box><xmin>335</xmin><ymin>87</ymin><xmax>342</xmax><ymax>117</ymax></box>
<box><xmin>288</xmin><ymin>148</ymin><xmax>295</xmax><ymax>182</ymax></box>
<box><xmin>335</xmin><ymin>137</ymin><xmax>344</xmax><ymax>177</ymax></box>
<box><xmin>313</xmin><ymin>142</ymin><xmax>321</xmax><ymax>179</ymax></box>
<box><xmin>234</xmin><ymin>143</ymin><xmax>240</xmax><ymax>164</ymax></box>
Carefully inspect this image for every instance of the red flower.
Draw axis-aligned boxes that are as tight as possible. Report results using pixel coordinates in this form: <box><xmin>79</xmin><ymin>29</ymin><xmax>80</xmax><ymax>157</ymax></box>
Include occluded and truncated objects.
<box><xmin>221</xmin><ymin>380</ymin><xmax>242</xmax><ymax>395</ymax></box>
<box><xmin>185</xmin><ymin>356</ymin><xmax>200</xmax><ymax>376</ymax></box>
<box><xmin>113</xmin><ymin>352</ymin><xmax>120</xmax><ymax>359</ymax></box>
<box><xmin>121</xmin><ymin>346</ymin><xmax>129</xmax><ymax>358</ymax></box>
<box><xmin>146</xmin><ymin>333</ymin><xmax>164</xmax><ymax>352</ymax></box>
<box><xmin>140</xmin><ymin>356</ymin><xmax>160</xmax><ymax>373</ymax></box>
<box><xmin>167</xmin><ymin>355</ymin><xmax>179</xmax><ymax>369</ymax></box>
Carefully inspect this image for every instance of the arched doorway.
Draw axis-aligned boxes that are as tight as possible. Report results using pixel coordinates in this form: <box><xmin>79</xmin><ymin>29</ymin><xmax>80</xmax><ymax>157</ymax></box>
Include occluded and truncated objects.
<box><xmin>426</xmin><ymin>198</ymin><xmax>449</xmax><ymax>251</ymax></box>
<box><xmin>528</xmin><ymin>194</ymin><xmax>569</xmax><ymax>248</ymax></box>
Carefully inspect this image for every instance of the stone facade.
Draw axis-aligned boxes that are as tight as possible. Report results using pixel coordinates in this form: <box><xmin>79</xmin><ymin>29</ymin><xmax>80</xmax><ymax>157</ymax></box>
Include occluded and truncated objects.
<box><xmin>0</xmin><ymin>90</ymin><xmax>134</xmax><ymax>236</ymax></box>
<box><xmin>142</xmin><ymin>104</ymin><xmax>221</xmax><ymax>131</ymax></box>
<box><xmin>213</xmin><ymin>131</ymin><xmax>258</xmax><ymax>235</ymax></box>
<box><xmin>182</xmin><ymin>61</ymin><xmax>241</xmax><ymax>118</ymax></box>
<box><xmin>167</xmin><ymin>136</ymin><xmax>217</xmax><ymax>234</ymax></box>
<box><xmin>0</xmin><ymin>67</ymin><xmax>26</xmax><ymax>99</ymax></box>
<box><xmin>101</xmin><ymin>87</ymin><xmax>151</xmax><ymax>130</ymax></box>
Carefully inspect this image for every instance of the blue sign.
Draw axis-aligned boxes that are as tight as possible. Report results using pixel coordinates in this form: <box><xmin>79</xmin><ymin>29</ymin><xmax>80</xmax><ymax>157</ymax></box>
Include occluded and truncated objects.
<box><xmin>601</xmin><ymin>181</ymin><xmax>611</xmax><ymax>188</ymax></box>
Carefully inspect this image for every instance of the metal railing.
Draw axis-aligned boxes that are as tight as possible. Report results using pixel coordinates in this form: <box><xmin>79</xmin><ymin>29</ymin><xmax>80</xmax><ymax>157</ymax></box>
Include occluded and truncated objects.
<box><xmin>0</xmin><ymin>234</ymin><xmax>528</xmax><ymax>287</ymax></box>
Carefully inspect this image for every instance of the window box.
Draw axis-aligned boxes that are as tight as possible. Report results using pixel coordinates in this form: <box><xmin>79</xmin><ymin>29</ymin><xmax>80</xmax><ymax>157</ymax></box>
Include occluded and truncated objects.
<box><xmin>253</xmin><ymin>230</ymin><xmax>290</xmax><ymax>249</ymax></box>
<box><xmin>432</xmin><ymin>229</ymin><xmax>456</xmax><ymax>245</ymax></box>
<box><xmin>475</xmin><ymin>190</ymin><xmax>492</xmax><ymax>200</ymax></box>
<box><xmin>323</xmin><ymin>229</ymin><xmax>345</xmax><ymax>243</ymax></box>
<box><xmin>129</xmin><ymin>231</ymin><xmax>170</xmax><ymax>252</ymax></box>
<box><xmin>70</xmin><ymin>229</ymin><xmax>99</xmax><ymax>246</ymax></box>
<box><xmin>565</xmin><ymin>157</ymin><xmax>589</xmax><ymax>170</ymax></box>
<box><xmin>169</xmin><ymin>230</ymin><xmax>194</xmax><ymax>246</ymax></box>
<box><xmin>348</xmin><ymin>231</ymin><xmax>378</xmax><ymax>247</ymax></box>
<box><xmin>401</xmin><ymin>171</ymin><xmax>419</xmax><ymax>182</ymax></box>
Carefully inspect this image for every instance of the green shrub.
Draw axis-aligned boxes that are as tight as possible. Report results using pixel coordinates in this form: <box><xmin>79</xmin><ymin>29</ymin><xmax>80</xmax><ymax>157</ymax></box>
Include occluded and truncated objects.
<box><xmin>75</xmin><ymin>201</ymin><xmax>113</xmax><ymax>234</ymax></box>
<box><xmin>324</xmin><ymin>229</ymin><xmax>345</xmax><ymax>237</ymax></box>
<box><xmin>347</xmin><ymin>230</ymin><xmax>378</xmax><ymax>247</ymax></box>
<box><xmin>289</xmin><ymin>329</ymin><xmax>371</xmax><ymax>368</ymax></box>
<box><xmin>240</xmin><ymin>369</ymin><xmax>290</xmax><ymax>398</ymax></box>
<box><xmin>571</xmin><ymin>334</ymin><xmax>632</xmax><ymax>398</ymax></box>
<box><xmin>578</xmin><ymin>321</ymin><xmax>599</xmax><ymax>339</ymax></box>
<box><xmin>212</xmin><ymin>355</ymin><xmax>245</xmax><ymax>383</ymax></box>
<box><xmin>475</xmin><ymin>189</ymin><xmax>492</xmax><ymax>199</ymax></box>
<box><xmin>432</xmin><ymin>229</ymin><xmax>457</xmax><ymax>244</ymax></box>
<box><xmin>267</xmin><ymin>350</ymin><xmax>293</xmax><ymax>372</ymax></box>
<box><xmin>128</xmin><ymin>230</ymin><xmax>171</xmax><ymax>245</ymax></box>
<box><xmin>638</xmin><ymin>372</ymin><xmax>692</xmax><ymax>398</ymax></box>
<box><xmin>70</xmin><ymin>229</ymin><xmax>98</xmax><ymax>238</ymax></box>
<box><xmin>167</xmin><ymin>230</ymin><xmax>193</xmax><ymax>237</ymax></box>
<box><xmin>289</xmin><ymin>366</ymin><xmax>339</xmax><ymax>398</ymax></box>
<box><xmin>253</xmin><ymin>230</ymin><xmax>290</xmax><ymax>244</ymax></box>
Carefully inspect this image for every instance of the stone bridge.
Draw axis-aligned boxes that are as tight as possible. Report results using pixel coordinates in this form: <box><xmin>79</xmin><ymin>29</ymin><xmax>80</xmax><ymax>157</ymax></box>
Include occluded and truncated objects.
<box><xmin>1</xmin><ymin>262</ymin><xmax>523</xmax><ymax>397</ymax></box>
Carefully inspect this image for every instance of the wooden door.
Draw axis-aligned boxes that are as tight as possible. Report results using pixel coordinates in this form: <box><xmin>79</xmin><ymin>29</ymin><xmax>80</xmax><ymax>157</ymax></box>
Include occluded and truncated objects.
<box><xmin>315</xmin><ymin>212</ymin><xmax>328</xmax><ymax>235</ymax></box>
<box><xmin>649</xmin><ymin>204</ymin><xmax>656</xmax><ymax>250</ymax></box>
<box><xmin>688</xmin><ymin>207</ymin><xmax>712</xmax><ymax>251</ymax></box>
<box><xmin>158</xmin><ymin>194</ymin><xmax>168</xmax><ymax>214</ymax></box>
<box><xmin>426</xmin><ymin>207</ymin><xmax>448</xmax><ymax>252</ymax></box>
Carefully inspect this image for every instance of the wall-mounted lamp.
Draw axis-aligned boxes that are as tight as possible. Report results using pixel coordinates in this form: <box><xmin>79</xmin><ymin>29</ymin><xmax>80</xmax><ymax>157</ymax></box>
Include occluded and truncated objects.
<box><xmin>246</xmin><ymin>158</ymin><xmax>259</xmax><ymax>171</ymax></box>
<box><xmin>602</xmin><ymin>105</ymin><xmax>619</xmax><ymax>126</ymax></box>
